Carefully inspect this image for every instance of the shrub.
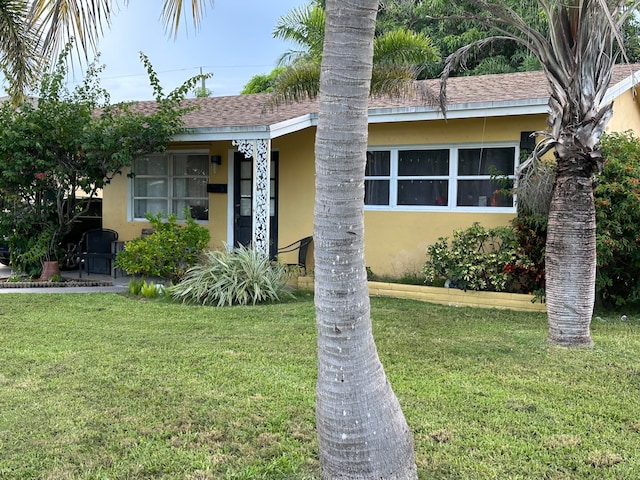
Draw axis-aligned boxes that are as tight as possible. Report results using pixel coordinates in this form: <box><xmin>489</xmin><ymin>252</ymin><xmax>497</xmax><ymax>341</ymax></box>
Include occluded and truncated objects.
<box><xmin>595</xmin><ymin>132</ymin><xmax>640</xmax><ymax>306</ymax></box>
<box><xmin>509</xmin><ymin>211</ymin><xmax>547</xmax><ymax>296</ymax></box>
<box><xmin>424</xmin><ymin>222</ymin><xmax>533</xmax><ymax>292</ymax></box>
<box><xmin>115</xmin><ymin>211</ymin><xmax>210</xmax><ymax>281</ymax></box>
<box><xmin>168</xmin><ymin>245</ymin><xmax>293</xmax><ymax>306</ymax></box>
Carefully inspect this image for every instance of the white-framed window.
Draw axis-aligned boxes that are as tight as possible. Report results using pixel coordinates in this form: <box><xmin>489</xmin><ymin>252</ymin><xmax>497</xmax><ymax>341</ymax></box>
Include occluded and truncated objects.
<box><xmin>365</xmin><ymin>143</ymin><xmax>518</xmax><ymax>211</ymax></box>
<box><xmin>131</xmin><ymin>151</ymin><xmax>209</xmax><ymax>221</ymax></box>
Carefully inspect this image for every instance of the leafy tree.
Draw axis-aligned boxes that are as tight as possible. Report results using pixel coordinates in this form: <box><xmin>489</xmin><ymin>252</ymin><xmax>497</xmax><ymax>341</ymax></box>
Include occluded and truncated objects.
<box><xmin>241</xmin><ymin>66</ymin><xmax>286</xmax><ymax>94</ymax></box>
<box><xmin>0</xmin><ymin>47</ymin><xmax>204</xmax><ymax>274</ymax></box>
<box><xmin>376</xmin><ymin>0</ymin><xmax>545</xmax><ymax>77</ymax></box>
<box><xmin>441</xmin><ymin>1</ymin><xmax>640</xmax><ymax>346</ymax></box>
<box><xmin>313</xmin><ymin>0</ymin><xmax>418</xmax><ymax>476</ymax></box>
<box><xmin>376</xmin><ymin>0</ymin><xmax>640</xmax><ymax>78</ymax></box>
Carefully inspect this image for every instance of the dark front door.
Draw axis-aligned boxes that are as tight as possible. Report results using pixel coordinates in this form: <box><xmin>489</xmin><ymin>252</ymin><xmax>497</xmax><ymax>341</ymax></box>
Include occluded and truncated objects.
<box><xmin>233</xmin><ymin>151</ymin><xmax>278</xmax><ymax>258</ymax></box>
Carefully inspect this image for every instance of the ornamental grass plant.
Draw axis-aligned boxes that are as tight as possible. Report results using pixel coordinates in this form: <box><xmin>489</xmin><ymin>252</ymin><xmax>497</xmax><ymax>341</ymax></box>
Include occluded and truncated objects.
<box><xmin>168</xmin><ymin>244</ymin><xmax>293</xmax><ymax>306</ymax></box>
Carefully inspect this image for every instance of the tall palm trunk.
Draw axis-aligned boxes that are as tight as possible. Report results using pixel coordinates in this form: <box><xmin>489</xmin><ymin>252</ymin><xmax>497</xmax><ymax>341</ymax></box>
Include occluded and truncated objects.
<box><xmin>545</xmin><ymin>153</ymin><xmax>596</xmax><ymax>346</ymax></box>
<box><xmin>440</xmin><ymin>0</ymin><xmax>637</xmax><ymax>347</ymax></box>
<box><xmin>314</xmin><ymin>0</ymin><xmax>417</xmax><ymax>478</ymax></box>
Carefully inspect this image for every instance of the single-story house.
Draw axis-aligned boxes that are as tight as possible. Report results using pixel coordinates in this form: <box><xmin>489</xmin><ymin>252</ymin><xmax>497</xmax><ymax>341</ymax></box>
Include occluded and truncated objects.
<box><xmin>102</xmin><ymin>65</ymin><xmax>640</xmax><ymax>277</ymax></box>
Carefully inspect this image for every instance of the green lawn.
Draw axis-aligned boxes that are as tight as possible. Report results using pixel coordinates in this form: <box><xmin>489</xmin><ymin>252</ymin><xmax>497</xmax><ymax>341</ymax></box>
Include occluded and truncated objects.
<box><xmin>0</xmin><ymin>292</ymin><xmax>639</xmax><ymax>479</ymax></box>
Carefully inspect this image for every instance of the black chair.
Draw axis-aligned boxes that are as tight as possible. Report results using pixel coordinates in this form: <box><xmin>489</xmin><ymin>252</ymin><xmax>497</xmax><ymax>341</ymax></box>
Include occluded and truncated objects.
<box><xmin>277</xmin><ymin>236</ymin><xmax>313</xmax><ymax>276</ymax></box>
<box><xmin>78</xmin><ymin>228</ymin><xmax>119</xmax><ymax>278</ymax></box>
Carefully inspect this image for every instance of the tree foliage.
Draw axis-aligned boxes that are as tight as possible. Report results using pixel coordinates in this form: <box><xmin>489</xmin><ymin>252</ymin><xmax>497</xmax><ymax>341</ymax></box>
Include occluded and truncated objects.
<box><xmin>376</xmin><ymin>0</ymin><xmax>545</xmax><ymax>77</ymax></box>
<box><xmin>242</xmin><ymin>0</ymin><xmax>438</xmax><ymax>98</ymax></box>
<box><xmin>241</xmin><ymin>66</ymin><xmax>286</xmax><ymax>94</ymax></box>
<box><xmin>0</xmin><ymin>46</ymin><xmax>205</xmax><ymax>274</ymax></box>
<box><xmin>595</xmin><ymin>132</ymin><xmax>640</xmax><ymax>307</ymax></box>
<box><xmin>377</xmin><ymin>0</ymin><xmax>640</xmax><ymax>78</ymax></box>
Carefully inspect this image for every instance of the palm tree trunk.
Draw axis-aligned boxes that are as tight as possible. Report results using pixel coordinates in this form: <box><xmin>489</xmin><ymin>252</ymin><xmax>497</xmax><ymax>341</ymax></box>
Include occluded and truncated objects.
<box><xmin>545</xmin><ymin>154</ymin><xmax>596</xmax><ymax>347</ymax></box>
<box><xmin>314</xmin><ymin>0</ymin><xmax>417</xmax><ymax>478</ymax></box>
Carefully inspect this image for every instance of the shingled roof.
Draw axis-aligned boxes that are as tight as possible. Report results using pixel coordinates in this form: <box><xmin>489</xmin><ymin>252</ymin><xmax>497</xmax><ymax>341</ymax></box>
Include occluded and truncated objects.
<box><xmin>139</xmin><ymin>64</ymin><xmax>639</xmax><ymax>140</ymax></box>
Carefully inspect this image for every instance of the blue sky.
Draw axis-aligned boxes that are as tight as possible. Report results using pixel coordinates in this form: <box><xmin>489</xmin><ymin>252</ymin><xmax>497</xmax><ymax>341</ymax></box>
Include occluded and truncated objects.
<box><xmin>3</xmin><ymin>0</ymin><xmax>307</xmax><ymax>102</ymax></box>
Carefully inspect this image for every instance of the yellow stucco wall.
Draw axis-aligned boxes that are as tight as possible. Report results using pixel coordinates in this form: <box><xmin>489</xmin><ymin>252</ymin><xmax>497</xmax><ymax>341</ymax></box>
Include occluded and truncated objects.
<box><xmin>103</xmin><ymin>89</ymin><xmax>640</xmax><ymax>278</ymax></box>
<box><xmin>361</xmin><ymin>114</ymin><xmax>547</xmax><ymax>276</ymax></box>
<box><xmin>368</xmin><ymin>114</ymin><xmax>544</xmax><ymax>145</ymax></box>
<box><xmin>607</xmin><ymin>88</ymin><xmax>640</xmax><ymax>133</ymax></box>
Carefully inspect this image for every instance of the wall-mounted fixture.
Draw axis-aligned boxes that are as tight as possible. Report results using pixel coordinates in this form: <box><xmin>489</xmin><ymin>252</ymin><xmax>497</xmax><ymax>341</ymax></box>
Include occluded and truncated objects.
<box><xmin>211</xmin><ymin>155</ymin><xmax>222</xmax><ymax>174</ymax></box>
<box><xmin>207</xmin><ymin>183</ymin><xmax>228</xmax><ymax>193</ymax></box>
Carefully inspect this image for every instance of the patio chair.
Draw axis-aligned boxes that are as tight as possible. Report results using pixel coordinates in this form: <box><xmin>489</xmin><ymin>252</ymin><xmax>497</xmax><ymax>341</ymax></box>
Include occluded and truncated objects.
<box><xmin>277</xmin><ymin>236</ymin><xmax>313</xmax><ymax>276</ymax></box>
<box><xmin>77</xmin><ymin>228</ymin><xmax>119</xmax><ymax>278</ymax></box>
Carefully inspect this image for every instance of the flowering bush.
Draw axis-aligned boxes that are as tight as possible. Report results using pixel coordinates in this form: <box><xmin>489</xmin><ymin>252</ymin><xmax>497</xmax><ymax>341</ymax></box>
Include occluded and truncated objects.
<box><xmin>424</xmin><ymin>223</ymin><xmax>534</xmax><ymax>292</ymax></box>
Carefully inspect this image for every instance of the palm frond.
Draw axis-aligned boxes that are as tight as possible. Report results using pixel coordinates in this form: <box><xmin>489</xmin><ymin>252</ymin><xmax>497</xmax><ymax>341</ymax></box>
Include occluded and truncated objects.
<box><xmin>276</xmin><ymin>49</ymin><xmax>314</xmax><ymax>67</ymax></box>
<box><xmin>273</xmin><ymin>3</ymin><xmax>325</xmax><ymax>64</ymax></box>
<box><xmin>160</xmin><ymin>0</ymin><xmax>214</xmax><ymax>38</ymax></box>
<box><xmin>268</xmin><ymin>61</ymin><xmax>321</xmax><ymax>105</ymax></box>
<box><xmin>29</xmin><ymin>0</ymin><xmax>115</xmax><ymax>61</ymax></box>
<box><xmin>370</xmin><ymin>63</ymin><xmax>420</xmax><ymax>97</ymax></box>
<box><xmin>0</xmin><ymin>0</ymin><xmax>42</xmax><ymax>103</ymax></box>
<box><xmin>373</xmin><ymin>28</ymin><xmax>439</xmax><ymax>66</ymax></box>
<box><xmin>440</xmin><ymin>35</ymin><xmax>518</xmax><ymax>113</ymax></box>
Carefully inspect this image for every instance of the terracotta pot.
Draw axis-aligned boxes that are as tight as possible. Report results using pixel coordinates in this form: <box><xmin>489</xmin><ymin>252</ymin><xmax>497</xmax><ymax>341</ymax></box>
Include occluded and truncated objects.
<box><xmin>40</xmin><ymin>260</ymin><xmax>61</xmax><ymax>281</ymax></box>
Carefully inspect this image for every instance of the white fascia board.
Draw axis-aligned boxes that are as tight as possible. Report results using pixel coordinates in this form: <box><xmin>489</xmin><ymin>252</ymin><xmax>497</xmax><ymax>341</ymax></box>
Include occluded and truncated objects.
<box><xmin>269</xmin><ymin>113</ymin><xmax>318</xmax><ymax>138</ymax></box>
<box><xmin>601</xmin><ymin>69</ymin><xmax>640</xmax><ymax>106</ymax></box>
<box><xmin>367</xmin><ymin>98</ymin><xmax>550</xmax><ymax>123</ymax></box>
<box><xmin>172</xmin><ymin>114</ymin><xmax>318</xmax><ymax>142</ymax></box>
<box><xmin>173</xmin><ymin>126</ymin><xmax>271</xmax><ymax>142</ymax></box>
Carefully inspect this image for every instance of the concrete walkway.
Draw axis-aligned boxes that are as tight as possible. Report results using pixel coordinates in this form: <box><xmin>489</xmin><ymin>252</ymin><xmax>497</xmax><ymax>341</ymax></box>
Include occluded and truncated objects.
<box><xmin>0</xmin><ymin>264</ymin><xmax>130</xmax><ymax>294</ymax></box>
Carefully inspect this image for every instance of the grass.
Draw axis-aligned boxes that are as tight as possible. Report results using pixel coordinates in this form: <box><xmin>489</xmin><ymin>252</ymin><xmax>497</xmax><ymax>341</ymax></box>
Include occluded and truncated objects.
<box><xmin>0</xmin><ymin>292</ymin><xmax>639</xmax><ymax>479</ymax></box>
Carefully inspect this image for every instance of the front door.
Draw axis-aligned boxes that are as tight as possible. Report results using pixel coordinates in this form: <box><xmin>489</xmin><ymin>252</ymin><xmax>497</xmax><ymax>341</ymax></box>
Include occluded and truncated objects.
<box><xmin>233</xmin><ymin>151</ymin><xmax>278</xmax><ymax>258</ymax></box>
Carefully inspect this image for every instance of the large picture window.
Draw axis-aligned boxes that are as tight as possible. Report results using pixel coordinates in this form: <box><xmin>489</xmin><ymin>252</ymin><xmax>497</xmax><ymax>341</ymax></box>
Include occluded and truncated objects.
<box><xmin>132</xmin><ymin>152</ymin><xmax>209</xmax><ymax>221</ymax></box>
<box><xmin>365</xmin><ymin>144</ymin><xmax>517</xmax><ymax>211</ymax></box>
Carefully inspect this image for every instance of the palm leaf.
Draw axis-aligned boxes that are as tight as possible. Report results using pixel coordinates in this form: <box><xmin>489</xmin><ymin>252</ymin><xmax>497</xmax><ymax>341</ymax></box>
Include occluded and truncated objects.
<box><xmin>161</xmin><ymin>0</ymin><xmax>214</xmax><ymax>38</ymax></box>
<box><xmin>373</xmin><ymin>28</ymin><xmax>439</xmax><ymax>66</ymax></box>
<box><xmin>29</xmin><ymin>0</ymin><xmax>115</xmax><ymax>62</ymax></box>
<box><xmin>273</xmin><ymin>3</ymin><xmax>325</xmax><ymax>64</ymax></box>
<box><xmin>0</xmin><ymin>0</ymin><xmax>41</xmax><ymax>104</ymax></box>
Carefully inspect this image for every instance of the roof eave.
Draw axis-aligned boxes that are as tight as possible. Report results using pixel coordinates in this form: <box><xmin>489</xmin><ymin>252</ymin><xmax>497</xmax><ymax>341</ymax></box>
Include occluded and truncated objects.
<box><xmin>601</xmin><ymin>68</ymin><xmax>640</xmax><ymax>105</ymax></box>
<box><xmin>172</xmin><ymin>72</ymin><xmax>640</xmax><ymax>142</ymax></box>
<box><xmin>174</xmin><ymin>113</ymin><xmax>319</xmax><ymax>142</ymax></box>
<box><xmin>367</xmin><ymin>98</ymin><xmax>550</xmax><ymax>122</ymax></box>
